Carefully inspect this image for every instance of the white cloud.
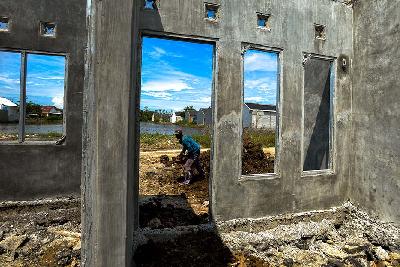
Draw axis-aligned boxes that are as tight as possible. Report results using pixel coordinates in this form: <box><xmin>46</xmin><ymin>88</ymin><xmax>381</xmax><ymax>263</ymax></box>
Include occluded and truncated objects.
<box><xmin>244</xmin><ymin>52</ymin><xmax>278</xmax><ymax>72</ymax></box>
<box><xmin>34</xmin><ymin>76</ymin><xmax>65</xmax><ymax>81</ymax></box>
<box><xmin>149</xmin><ymin>47</ymin><xmax>166</xmax><ymax>59</ymax></box>
<box><xmin>0</xmin><ymin>75</ymin><xmax>19</xmax><ymax>85</ymax></box>
<box><xmin>141</xmin><ymin>79</ymin><xmax>193</xmax><ymax>92</ymax></box>
<box><xmin>198</xmin><ymin>96</ymin><xmax>211</xmax><ymax>103</ymax></box>
<box><xmin>244</xmin><ymin>96</ymin><xmax>263</xmax><ymax>102</ymax></box>
<box><xmin>245</xmin><ymin>77</ymin><xmax>277</xmax><ymax>92</ymax></box>
<box><xmin>52</xmin><ymin>96</ymin><xmax>64</xmax><ymax>109</ymax></box>
<box><xmin>143</xmin><ymin>91</ymin><xmax>172</xmax><ymax>100</ymax></box>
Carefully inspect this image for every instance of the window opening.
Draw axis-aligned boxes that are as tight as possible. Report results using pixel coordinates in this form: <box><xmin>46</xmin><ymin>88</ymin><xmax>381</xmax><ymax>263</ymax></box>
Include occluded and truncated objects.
<box><xmin>315</xmin><ymin>24</ymin><xmax>326</xmax><ymax>40</ymax></box>
<box><xmin>257</xmin><ymin>13</ymin><xmax>271</xmax><ymax>30</ymax></box>
<box><xmin>0</xmin><ymin>17</ymin><xmax>10</xmax><ymax>32</ymax></box>
<box><xmin>0</xmin><ymin>51</ymin><xmax>21</xmax><ymax>141</ymax></box>
<box><xmin>139</xmin><ymin>36</ymin><xmax>214</xmax><ymax>229</ymax></box>
<box><xmin>40</xmin><ymin>22</ymin><xmax>57</xmax><ymax>37</ymax></box>
<box><xmin>25</xmin><ymin>54</ymin><xmax>66</xmax><ymax>141</ymax></box>
<box><xmin>144</xmin><ymin>0</ymin><xmax>156</xmax><ymax>10</ymax></box>
<box><xmin>205</xmin><ymin>3</ymin><xmax>219</xmax><ymax>21</ymax></box>
<box><xmin>242</xmin><ymin>48</ymin><xmax>279</xmax><ymax>176</ymax></box>
<box><xmin>303</xmin><ymin>56</ymin><xmax>334</xmax><ymax>171</ymax></box>
<box><xmin>0</xmin><ymin>50</ymin><xmax>66</xmax><ymax>143</ymax></box>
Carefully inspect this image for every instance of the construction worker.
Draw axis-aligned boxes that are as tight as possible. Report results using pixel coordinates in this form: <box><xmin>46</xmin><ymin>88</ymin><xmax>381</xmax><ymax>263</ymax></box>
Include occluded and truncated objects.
<box><xmin>174</xmin><ymin>129</ymin><xmax>205</xmax><ymax>185</ymax></box>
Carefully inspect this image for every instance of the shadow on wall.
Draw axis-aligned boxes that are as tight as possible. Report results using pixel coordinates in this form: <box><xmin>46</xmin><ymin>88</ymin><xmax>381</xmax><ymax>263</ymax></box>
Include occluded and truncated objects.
<box><xmin>303</xmin><ymin>58</ymin><xmax>332</xmax><ymax>171</ymax></box>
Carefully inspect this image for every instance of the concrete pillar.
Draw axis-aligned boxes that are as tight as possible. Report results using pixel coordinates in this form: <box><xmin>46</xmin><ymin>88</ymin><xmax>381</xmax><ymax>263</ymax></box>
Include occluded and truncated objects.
<box><xmin>82</xmin><ymin>0</ymin><xmax>139</xmax><ymax>266</ymax></box>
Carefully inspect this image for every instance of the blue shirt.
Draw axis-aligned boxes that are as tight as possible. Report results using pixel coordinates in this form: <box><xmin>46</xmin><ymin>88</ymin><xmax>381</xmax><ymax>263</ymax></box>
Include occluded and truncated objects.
<box><xmin>181</xmin><ymin>135</ymin><xmax>201</xmax><ymax>155</ymax></box>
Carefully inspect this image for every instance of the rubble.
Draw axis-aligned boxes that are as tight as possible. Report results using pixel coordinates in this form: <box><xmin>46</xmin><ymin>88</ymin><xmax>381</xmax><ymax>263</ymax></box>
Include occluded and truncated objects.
<box><xmin>0</xmin><ymin>198</ymin><xmax>399</xmax><ymax>266</ymax></box>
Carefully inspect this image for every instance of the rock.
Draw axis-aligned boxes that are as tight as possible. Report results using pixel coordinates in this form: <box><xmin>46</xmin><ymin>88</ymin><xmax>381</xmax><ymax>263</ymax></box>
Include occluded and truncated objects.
<box><xmin>73</xmin><ymin>240</ymin><xmax>81</xmax><ymax>251</ymax></box>
<box><xmin>0</xmin><ymin>234</ymin><xmax>28</xmax><ymax>252</ymax></box>
<box><xmin>323</xmin><ymin>258</ymin><xmax>345</xmax><ymax>267</ymax></box>
<box><xmin>283</xmin><ymin>258</ymin><xmax>294</xmax><ymax>267</ymax></box>
<box><xmin>319</xmin><ymin>243</ymin><xmax>348</xmax><ymax>260</ymax></box>
<box><xmin>326</xmin><ymin>240</ymin><xmax>334</xmax><ymax>245</ymax></box>
<box><xmin>346</xmin><ymin>257</ymin><xmax>368</xmax><ymax>267</ymax></box>
<box><xmin>389</xmin><ymin>252</ymin><xmax>400</xmax><ymax>260</ymax></box>
<box><xmin>148</xmin><ymin>218</ymin><xmax>162</xmax><ymax>228</ymax></box>
<box><xmin>0</xmin><ymin>231</ymin><xmax>4</xmax><ymax>241</ymax></box>
<box><xmin>202</xmin><ymin>201</ymin><xmax>209</xmax><ymax>207</ymax></box>
<box><xmin>374</xmin><ymin>246</ymin><xmax>389</xmax><ymax>261</ymax></box>
<box><xmin>343</xmin><ymin>244</ymin><xmax>367</xmax><ymax>254</ymax></box>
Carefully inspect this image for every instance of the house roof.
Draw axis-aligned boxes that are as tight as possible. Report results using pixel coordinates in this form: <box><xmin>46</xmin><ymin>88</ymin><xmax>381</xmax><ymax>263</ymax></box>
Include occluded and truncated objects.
<box><xmin>41</xmin><ymin>106</ymin><xmax>57</xmax><ymax>113</ymax></box>
<box><xmin>0</xmin><ymin>97</ymin><xmax>17</xmax><ymax>107</ymax></box>
<box><xmin>245</xmin><ymin>102</ymin><xmax>276</xmax><ymax>111</ymax></box>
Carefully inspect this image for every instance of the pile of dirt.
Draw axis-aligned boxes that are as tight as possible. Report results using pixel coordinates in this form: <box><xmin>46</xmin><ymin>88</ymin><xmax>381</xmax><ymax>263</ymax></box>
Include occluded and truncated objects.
<box><xmin>242</xmin><ymin>136</ymin><xmax>274</xmax><ymax>175</ymax></box>
<box><xmin>0</xmin><ymin>199</ymin><xmax>81</xmax><ymax>267</ymax></box>
<box><xmin>139</xmin><ymin>150</ymin><xmax>210</xmax><ymax>228</ymax></box>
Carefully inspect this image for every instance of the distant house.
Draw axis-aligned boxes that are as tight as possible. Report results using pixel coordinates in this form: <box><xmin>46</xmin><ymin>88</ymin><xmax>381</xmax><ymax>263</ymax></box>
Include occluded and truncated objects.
<box><xmin>197</xmin><ymin>107</ymin><xmax>212</xmax><ymax>126</ymax></box>
<box><xmin>151</xmin><ymin>112</ymin><xmax>171</xmax><ymax>123</ymax></box>
<box><xmin>243</xmin><ymin>103</ymin><xmax>276</xmax><ymax>129</ymax></box>
<box><xmin>41</xmin><ymin>106</ymin><xmax>63</xmax><ymax>117</ymax></box>
<box><xmin>0</xmin><ymin>97</ymin><xmax>19</xmax><ymax>122</ymax></box>
<box><xmin>170</xmin><ymin>112</ymin><xmax>184</xmax><ymax>123</ymax></box>
<box><xmin>184</xmin><ymin>110</ymin><xmax>197</xmax><ymax>123</ymax></box>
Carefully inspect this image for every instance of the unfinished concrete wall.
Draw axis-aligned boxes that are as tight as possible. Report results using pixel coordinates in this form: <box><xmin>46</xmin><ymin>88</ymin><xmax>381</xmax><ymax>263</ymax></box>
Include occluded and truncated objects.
<box><xmin>0</xmin><ymin>0</ymin><xmax>86</xmax><ymax>200</ymax></box>
<box><xmin>139</xmin><ymin>0</ymin><xmax>354</xmax><ymax>220</ymax></box>
<box><xmin>352</xmin><ymin>1</ymin><xmax>400</xmax><ymax>222</ymax></box>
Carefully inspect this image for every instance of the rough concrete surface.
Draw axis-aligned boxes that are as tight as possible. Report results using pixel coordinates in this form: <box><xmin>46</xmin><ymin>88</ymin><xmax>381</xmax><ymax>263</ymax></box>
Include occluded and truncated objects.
<box><xmin>0</xmin><ymin>0</ymin><xmax>86</xmax><ymax>200</ymax></box>
<box><xmin>2</xmin><ymin>198</ymin><xmax>398</xmax><ymax>266</ymax></box>
<box><xmin>352</xmin><ymin>0</ymin><xmax>400</xmax><ymax>223</ymax></box>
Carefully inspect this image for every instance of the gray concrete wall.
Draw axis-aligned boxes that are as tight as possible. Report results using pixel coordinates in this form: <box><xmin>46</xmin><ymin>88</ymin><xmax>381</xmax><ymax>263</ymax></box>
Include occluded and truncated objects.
<box><xmin>0</xmin><ymin>0</ymin><xmax>86</xmax><ymax>200</ymax></box>
<box><xmin>139</xmin><ymin>0</ymin><xmax>354</xmax><ymax>220</ymax></box>
<box><xmin>82</xmin><ymin>0</ymin><xmax>139</xmax><ymax>265</ymax></box>
<box><xmin>352</xmin><ymin>1</ymin><xmax>400</xmax><ymax>223</ymax></box>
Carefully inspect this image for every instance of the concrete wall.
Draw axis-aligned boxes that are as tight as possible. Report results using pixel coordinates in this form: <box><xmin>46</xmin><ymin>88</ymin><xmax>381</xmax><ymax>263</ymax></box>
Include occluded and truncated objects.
<box><xmin>352</xmin><ymin>1</ymin><xmax>400</xmax><ymax>223</ymax></box>
<box><xmin>139</xmin><ymin>0</ymin><xmax>354</xmax><ymax>220</ymax></box>
<box><xmin>0</xmin><ymin>0</ymin><xmax>86</xmax><ymax>200</ymax></box>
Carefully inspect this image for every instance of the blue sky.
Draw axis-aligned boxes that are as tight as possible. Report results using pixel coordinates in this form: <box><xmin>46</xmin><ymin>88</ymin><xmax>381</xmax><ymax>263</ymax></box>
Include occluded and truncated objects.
<box><xmin>0</xmin><ymin>51</ymin><xmax>65</xmax><ymax>108</ymax></box>
<box><xmin>141</xmin><ymin>38</ymin><xmax>278</xmax><ymax>111</ymax></box>
<box><xmin>0</xmin><ymin>41</ymin><xmax>278</xmax><ymax>112</ymax></box>
<box><xmin>244</xmin><ymin>49</ymin><xmax>278</xmax><ymax>105</ymax></box>
<box><xmin>141</xmin><ymin>37</ymin><xmax>214</xmax><ymax>111</ymax></box>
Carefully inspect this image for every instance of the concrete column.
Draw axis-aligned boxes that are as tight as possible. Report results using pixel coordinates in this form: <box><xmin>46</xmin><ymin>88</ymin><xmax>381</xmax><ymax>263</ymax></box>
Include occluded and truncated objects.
<box><xmin>82</xmin><ymin>0</ymin><xmax>139</xmax><ymax>266</ymax></box>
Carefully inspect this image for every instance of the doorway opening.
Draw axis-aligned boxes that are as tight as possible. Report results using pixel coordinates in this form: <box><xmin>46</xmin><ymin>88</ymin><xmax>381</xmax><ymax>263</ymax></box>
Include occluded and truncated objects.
<box><xmin>138</xmin><ymin>35</ymin><xmax>214</xmax><ymax>229</ymax></box>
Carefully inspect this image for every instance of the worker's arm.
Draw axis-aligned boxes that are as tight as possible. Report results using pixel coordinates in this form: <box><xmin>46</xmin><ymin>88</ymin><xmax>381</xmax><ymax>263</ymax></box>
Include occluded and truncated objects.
<box><xmin>180</xmin><ymin>137</ymin><xmax>187</xmax><ymax>156</ymax></box>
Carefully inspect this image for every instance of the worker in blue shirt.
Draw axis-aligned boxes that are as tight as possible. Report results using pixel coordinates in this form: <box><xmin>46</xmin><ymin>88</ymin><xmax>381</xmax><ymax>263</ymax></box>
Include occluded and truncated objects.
<box><xmin>174</xmin><ymin>129</ymin><xmax>205</xmax><ymax>185</ymax></box>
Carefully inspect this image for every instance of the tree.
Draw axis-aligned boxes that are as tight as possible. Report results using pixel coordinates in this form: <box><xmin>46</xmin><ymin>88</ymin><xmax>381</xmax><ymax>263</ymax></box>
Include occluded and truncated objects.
<box><xmin>26</xmin><ymin>102</ymin><xmax>42</xmax><ymax>116</ymax></box>
<box><xmin>183</xmin><ymin>106</ymin><xmax>195</xmax><ymax>112</ymax></box>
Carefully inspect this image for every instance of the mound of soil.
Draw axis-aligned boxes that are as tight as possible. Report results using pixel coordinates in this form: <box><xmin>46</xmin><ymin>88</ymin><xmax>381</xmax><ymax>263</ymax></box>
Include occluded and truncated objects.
<box><xmin>242</xmin><ymin>136</ymin><xmax>274</xmax><ymax>175</ymax></box>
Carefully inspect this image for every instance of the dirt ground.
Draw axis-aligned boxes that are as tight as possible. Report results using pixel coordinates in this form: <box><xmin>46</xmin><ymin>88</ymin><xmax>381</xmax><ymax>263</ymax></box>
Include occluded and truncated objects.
<box><xmin>0</xmin><ymin>199</ymin><xmax>399</xmax><ymax>266</ymax></box>
<box><xmin>1</xmin><ymin>146</ymin><xmax>399</xmax><ymax>266</ymax></box>
<box><xmin>0</xmin><ymin>199</ymin><xmax>81</xmax><ymax>267</ymax></box>
<box><xmin>139</xmin><ymin>150</ymin><xmax>210</xmax><ymax>228</ymax></box>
